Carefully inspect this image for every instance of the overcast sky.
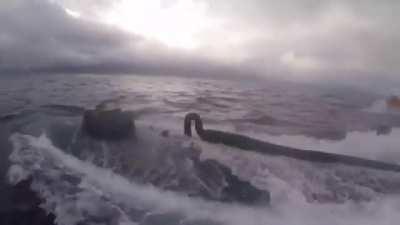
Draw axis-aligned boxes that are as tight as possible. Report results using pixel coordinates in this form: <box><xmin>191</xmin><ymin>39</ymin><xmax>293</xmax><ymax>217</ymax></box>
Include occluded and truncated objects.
<box><xmin>1</xmin><ymin>0</ymin><xmax>399</xmax><ymax>86</ymax></box>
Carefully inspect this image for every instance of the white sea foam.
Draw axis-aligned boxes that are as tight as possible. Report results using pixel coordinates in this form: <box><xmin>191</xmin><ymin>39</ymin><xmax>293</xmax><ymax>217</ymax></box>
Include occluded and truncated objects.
<box><xmin>238</xmin><ymin>129</ymin><xmax>400</xmax><ymax>164</ymax></box>
<box><xmin>365</xmin><ymin>99</ymin><xmax>390</xmax><ymax>114</ymax></box>
<box><xmin>364</xmin><ymin>96</ymin><xmax>400</xmax><ymax>115</ymax></box>
<box><xmin>8</xmin><ymin>133</ymin><xmax>400</xmax><ymax>225</ymax></box>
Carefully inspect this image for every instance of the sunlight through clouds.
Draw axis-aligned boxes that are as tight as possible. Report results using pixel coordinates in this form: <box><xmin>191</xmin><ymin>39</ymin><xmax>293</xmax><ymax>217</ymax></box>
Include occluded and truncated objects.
<box><xmin>65</xmin><ymin>8</ymin><xmax>81</xmax><ymax>18</ymax></box>
<box><xmin>101</xmin><ymin>0</ymin><xmax>220</xmax><ymax>49</ymax></box>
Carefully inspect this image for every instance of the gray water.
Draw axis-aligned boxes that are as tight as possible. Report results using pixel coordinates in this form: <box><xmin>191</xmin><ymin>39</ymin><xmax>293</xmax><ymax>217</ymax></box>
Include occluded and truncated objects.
<box><xmin>1</xmin><ymin>74</ymin><xmax>397</xmax><ymax>139</ymax></box>
<box><xmin>2</xmin><ymin>73</ymin><xmax>400</xmax><ymax>225</ymax></box>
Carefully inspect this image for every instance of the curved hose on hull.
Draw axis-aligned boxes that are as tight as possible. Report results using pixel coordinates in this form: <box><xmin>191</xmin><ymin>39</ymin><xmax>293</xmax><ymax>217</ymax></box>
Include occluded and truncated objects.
<box><xmin>184</xmin><ymin>113</ymin><xmax>400</xmax><ymax>172</ymax></box>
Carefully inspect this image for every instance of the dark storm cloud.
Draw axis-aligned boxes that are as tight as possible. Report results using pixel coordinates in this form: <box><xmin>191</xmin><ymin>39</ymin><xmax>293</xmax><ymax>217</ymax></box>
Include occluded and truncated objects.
<box><xmin>0</xmin><ymin>0</ymin><xmax>245</xmax><ymax>77</ymax></box>
<box><xmin>1</xmin><ymin>0</ymin><xmax>399</xmax><ymax>86</ymax></box>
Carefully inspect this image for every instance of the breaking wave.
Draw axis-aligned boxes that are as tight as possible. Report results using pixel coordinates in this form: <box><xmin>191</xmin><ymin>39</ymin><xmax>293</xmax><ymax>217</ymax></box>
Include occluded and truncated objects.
<box><xmin>7</xmin><ymin>133</ymin><xmax>400</xmax><ymax>225</ymax></box>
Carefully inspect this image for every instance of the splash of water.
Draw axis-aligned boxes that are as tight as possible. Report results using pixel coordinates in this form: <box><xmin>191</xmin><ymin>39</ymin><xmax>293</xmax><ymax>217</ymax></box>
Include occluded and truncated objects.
<box><xmin>7</xmin><ymin>133</ymin><xmax>400</xmax><ymax>225</ymax></box>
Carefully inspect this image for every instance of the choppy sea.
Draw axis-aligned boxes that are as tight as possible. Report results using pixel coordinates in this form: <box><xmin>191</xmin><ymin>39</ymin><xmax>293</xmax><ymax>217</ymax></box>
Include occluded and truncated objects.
<box><xmin>2</xmin><ymin>73</ymin><xmax>400</xmax><ymax>225</ymax></box>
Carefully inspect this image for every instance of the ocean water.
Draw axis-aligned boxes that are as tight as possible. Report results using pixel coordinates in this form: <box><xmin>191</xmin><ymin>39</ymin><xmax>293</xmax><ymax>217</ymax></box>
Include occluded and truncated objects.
<box><xmin>2</xmin><ymin>73</ymin><xmax>400</xmax><ymax>225</ymax></box>
<box><xmin>1</xmin><ymin>73</ymin><xmax>398</xmax><ymax>137</ymax></box>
